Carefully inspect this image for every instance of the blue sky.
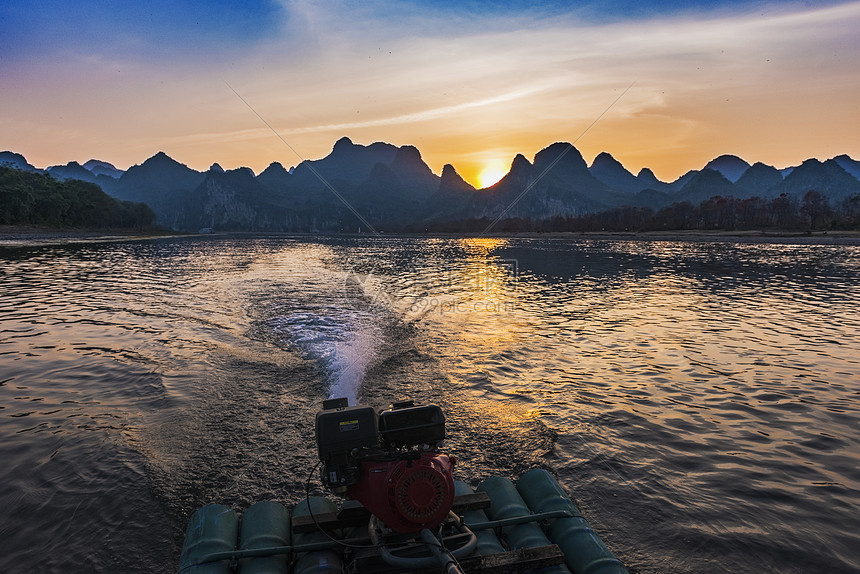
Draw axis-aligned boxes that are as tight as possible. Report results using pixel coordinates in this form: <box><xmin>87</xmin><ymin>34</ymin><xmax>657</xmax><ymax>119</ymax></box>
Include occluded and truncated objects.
<box><xmin>2</xmin><ymin>0</ymin><xmax>858</xmax><ymax>185</ymax></box>
<box><xmin>4</xmin><ymin>1</ymin><xmax>839</xmax><ymax>59</ymax></box>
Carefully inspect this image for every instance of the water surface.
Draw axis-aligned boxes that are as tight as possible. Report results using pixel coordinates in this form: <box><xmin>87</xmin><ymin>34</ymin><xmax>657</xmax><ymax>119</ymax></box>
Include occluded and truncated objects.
<box><xmin>1</xmin><ymin>236</ymin><xmax>858</xmax><ymax>573</ymax></box>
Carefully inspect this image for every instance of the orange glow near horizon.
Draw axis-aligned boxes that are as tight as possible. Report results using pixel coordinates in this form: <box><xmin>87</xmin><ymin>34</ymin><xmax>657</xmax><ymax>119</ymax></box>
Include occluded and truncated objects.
<box><xmin>477</xmin><ymin>161</ymin><xmax>509</xmax><ymax>189</ymax></box>
<box><xmin>2</xmin><ymin>2</ymin><xmax>859</xmax><ymax>187</ymax></box>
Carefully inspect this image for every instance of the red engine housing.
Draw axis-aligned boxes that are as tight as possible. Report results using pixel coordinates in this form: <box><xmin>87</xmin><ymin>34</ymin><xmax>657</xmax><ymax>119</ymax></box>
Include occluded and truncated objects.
<box><xmin>346</xmin><ymin>452</ymin><xmax>455</xmax><ymax>533</ymax></box>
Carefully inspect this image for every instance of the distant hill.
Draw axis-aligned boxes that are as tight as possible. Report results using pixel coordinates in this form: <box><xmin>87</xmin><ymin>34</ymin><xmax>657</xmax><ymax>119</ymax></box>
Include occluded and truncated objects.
<box><xmin>675</xmin><ymin>169</ymin><xmax>737</xmax><ymax>205</ymax></box>
<box><xmin>833</xmin><ymin>155</ymin><xmax>860</xmax><ymax>180</ymax></box>
<box><xmin>467</xmin><ymin>143</ymin><xmax>614</xmax><ymax>221</ymax></box>
<box><xmin>703</xmin><ymin>155</ymin><xmax>751</xmax><ymax>183</ymax></box>
<box><xmin>113</xmin><ymin>152</ymin><xmax>206</xmax><ymax>230</ymax></box>
<box><xmin>734</xmin><ymin>162</ymin><xmax>784</xmax><ymax>198</ymax></box>
<box><xmin>83</xmin><ymin>159</ymin><xmax>124</xmax><ymax>179</ymax></box>
<box><xmin>772</xmin><ymin>158</ymin><xmax>860</xmax><ymax>201</ymax></box>
<box><xmin>4</xmin><ymin>143</ymin><xmax>859</xmax><ymax>232</ymax></box>
<box><xmin>425</xmin><ymin>164</ymin><xmax>476</xmax><ymax>222</ymax></box>
<box><xmin>0</xmin><ymin>165</ymin><xmax>154</xmax><ymax>229</ymax></box>
<box><xmin>0</xmin><ymin>151</ymin><xmax>40</xmax><ymax>173</ymax></box>
<box><xmin>589</xmin><ymin>152</ymin><xmax>642</xmax><ymax>194</ymax></box>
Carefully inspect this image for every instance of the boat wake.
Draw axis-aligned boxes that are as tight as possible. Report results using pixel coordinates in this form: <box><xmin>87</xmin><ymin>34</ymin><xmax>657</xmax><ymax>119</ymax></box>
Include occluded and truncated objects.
<box><xmin>267</xmin><ymin>309</ymin><xmax>381</xmax><ymax>405</ymax></box>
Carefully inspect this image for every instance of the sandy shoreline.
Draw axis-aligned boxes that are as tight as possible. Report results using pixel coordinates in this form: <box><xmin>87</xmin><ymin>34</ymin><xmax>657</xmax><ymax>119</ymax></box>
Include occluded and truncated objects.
<box><xmin>2</xmin><ymin>225</ymin><xmax>859</xmax><ymax>247</ymax></box>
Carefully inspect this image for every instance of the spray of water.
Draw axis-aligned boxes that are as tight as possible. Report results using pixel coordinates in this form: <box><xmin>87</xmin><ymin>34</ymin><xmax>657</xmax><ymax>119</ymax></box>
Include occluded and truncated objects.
<box><xmin>326</xmin><ymin>324</ymin><xmax>381</xmax><ymax>405</ymax></box>
<box><xmin>269</xmin><ymin>310</ymin><xmax>381</xmax><ymax>405</ymax></box>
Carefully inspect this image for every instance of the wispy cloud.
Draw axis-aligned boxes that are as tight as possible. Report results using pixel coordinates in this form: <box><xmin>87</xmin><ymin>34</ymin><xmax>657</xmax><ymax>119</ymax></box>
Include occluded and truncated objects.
<box><xmin>3</xmin><ymin>1</ymin><xmax>859</xmax><ymax>180</ymax></box>
<box><xmin>213</xmin><ymin>1</ymin><xmax>856</xmax><ymax>178</ymax></box>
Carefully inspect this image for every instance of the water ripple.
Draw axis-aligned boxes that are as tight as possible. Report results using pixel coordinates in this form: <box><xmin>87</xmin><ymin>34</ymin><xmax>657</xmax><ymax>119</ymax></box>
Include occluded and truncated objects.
<box><xmin>1</xmin><ymin>237</ymin><xmax>858</xmax><ymax>573</ymax></box>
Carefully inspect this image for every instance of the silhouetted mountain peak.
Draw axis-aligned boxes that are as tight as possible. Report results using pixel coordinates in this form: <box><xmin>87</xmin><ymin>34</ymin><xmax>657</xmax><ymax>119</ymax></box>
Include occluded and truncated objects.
<box><xmin>228</xmin><ymin>166</ymin><xmax>255</xmax><ymax>179</ymax></box>
<box><xmin>589</xmin><ymin>152</ymin><xmax>622</xmax><ymax>173</ymax></box>
<box><xmin>257</xmin><ymin>161</ymin><xmax>292</xmax><ymax>194</ymax></box>
<box><xmin>832</xmin><ymin>154</ymin><xmax>860</xmax><ymax>180</ymax></box>
<box><xmin>82</xmin><ymin>159</ymin><xmax>123</xmax><ymax>178</ymax></box>
<box><xmin>439</xmin><ymin>164</ymin><xmax>475</xmax><ymax>191</ymax></box>
<box><xmin>776</xmin><ymin>157</ymin><xmax>860</xmax><ymax>200</ymax></box>
<box><xmin>392</xmin><ymin>145</ymin><xmax>428</xmax><ymax>170</ymax></box>
<box><xmin>390</xmin><ymin>144</ymin><xmax>439</xmax><ymax>201</ymax></box>
<box><xmin>46</xmin><ymin>161</ymin><xmax>97</xmax><ymax>182</ymax></box>
<box><xmin>299</xmin><ymin>137</ymin><xmax>399</xmax><ymax>186</ymax></box>
<box><xmin>677</xmin><ymin>168</ymin><xmax>735</xmax><ymax>203</ymax></box>
<box><xmin>392</xmin><ymin>145</ymin><xmax>433</xmax><ymax>177</ymax></box>
<box><xmin>116</xmin><ymin>151</ymin><xmax>205</xmax><ymax>209</ymax></box>
<box><xmin>209</xmin><ymin>163</ymin><xmax>224</xmax><ymax>172</ymax></box>
<box><xmin>685</xmin><ymin>168</ymin><xmax>733</xmax><ymax>186</ymax></box>
<box><xmin>260</xmin><ymin>162</ymin><xmax>289</xmax><ymax>178</ymax></box>
<box><xmin>0</xmin><ymin>151</ymin><xmax>39</xmax><ymax>172</ymax></box>
<box><xmin>799</xmin><ymin>158</ymin><xmax>824</xmax><ymax>170</ymax></box>
<box><xmin>591</xmin><ymin>151</ymin><xmax>617</xmax><ymax>167</ymax></box>
<box><xmin>669</xmin><ymin>170</ymin><xmax>699</xmax><ymax>191</ymax></box>
<box><xmin>333</xmin><ymin>136</ymin><xmax>354</xmax><ymax>151</ymax></box>
<box><xmin>425</xmin><ymin>164</ymin><xmax>477</xmax><ymax>221</ymax></box>
<box><xmin>83</xmin><ymin>159</ymin><xmax>116</xmax><ymax>170</ymax></box>
<box><xmin>533</xmin><ymin>142</ymin><xmax>588</xmax><ymax>174</ymax></box>
<box><xmin>510</xmin><ymin>153</ymin><xmax>532</xmax><ymax>172</ymax></box>
<box><xmin>394</xmin><ymin>144</ymin><xmax>420</xmax><ymax>161</ymax></box>
<box><xmin>734</xmin><ymin>162</ymin><xmax>783</xmax><ymax>197</ymax></box>
<box><xmin>704</xmin><ymin>155</ymin><xmax>751</xmax><ymax>183</ymax></box>
<box><xmin>590</xmin><ymin>151</ymin><xmax>641</xmax><ymax>193</ymax></box>
<box><xmin>637</xmin><ymin>167</ymin><xmax>660</xmax><ymax>185</ymax></box>
<box><xmin>138</xmin><ymin>151</ymin><xmax>194</xmax><ymax>172</ymax></box>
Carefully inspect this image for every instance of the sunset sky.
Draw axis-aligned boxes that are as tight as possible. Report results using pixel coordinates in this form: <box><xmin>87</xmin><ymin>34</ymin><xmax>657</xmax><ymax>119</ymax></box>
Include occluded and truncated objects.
<box><xmin>2</xmin><ymin>0</ymin><xmax>859</xmax><ymax>187</ymax></box>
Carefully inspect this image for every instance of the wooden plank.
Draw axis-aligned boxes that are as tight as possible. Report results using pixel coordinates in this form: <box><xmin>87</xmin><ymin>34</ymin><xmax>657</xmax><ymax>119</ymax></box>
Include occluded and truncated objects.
<box><xmin>292</xmin><ymin>492</ymin><xmax>491</xmax><ymax>534</ymax></box>
<box><xmin>458</xmin><ymin>545</ymin><xmax>566</xmax><ymax>572</ymax></box>
<box><xmin>350</xmin><ymin>544</ymin><xmax>566</xmax><ymax>574</ymax></box>
<box><xmin>451</xmin><ymin>492</ymin><xmax>491</xmax><ymax>512</ymax></box>
<box><xmin>292</xmin><ymin>509</ymin><xmax>369</xmax><ymax>534</ymax></box>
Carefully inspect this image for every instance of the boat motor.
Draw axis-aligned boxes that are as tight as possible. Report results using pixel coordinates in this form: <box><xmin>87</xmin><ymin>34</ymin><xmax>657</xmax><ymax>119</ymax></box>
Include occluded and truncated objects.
<box><xmin>315</xmin><ymin>398</ymin><xmax>456</xmax><ymax>533</ymax></box>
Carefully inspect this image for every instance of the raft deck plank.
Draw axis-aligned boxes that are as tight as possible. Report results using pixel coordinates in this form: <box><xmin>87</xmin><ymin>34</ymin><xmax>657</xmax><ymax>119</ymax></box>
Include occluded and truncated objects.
<box><xmin>292</xmin><ymin>492</ymin><xmax>491</xmax><ymax>534</ymax></box>
<box><xmin>350</xmin><ymin>544</ymin><xmax>566</xmax><ymax>574</ymax></box>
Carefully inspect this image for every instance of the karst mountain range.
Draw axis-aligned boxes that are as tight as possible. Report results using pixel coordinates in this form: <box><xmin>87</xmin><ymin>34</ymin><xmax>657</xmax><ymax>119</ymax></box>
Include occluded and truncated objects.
<box><xmin>3</xmin><ymin>138</ymin><xmax>859</xmax><ymax>232</ymax></box>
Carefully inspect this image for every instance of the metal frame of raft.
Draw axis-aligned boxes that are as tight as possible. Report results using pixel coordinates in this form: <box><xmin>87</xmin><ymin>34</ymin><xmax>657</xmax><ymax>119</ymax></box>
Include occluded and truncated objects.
<box><xmin>178</xmin><ymin>468</ymin><xmax>628</xmax><ymax>574</ymax></box>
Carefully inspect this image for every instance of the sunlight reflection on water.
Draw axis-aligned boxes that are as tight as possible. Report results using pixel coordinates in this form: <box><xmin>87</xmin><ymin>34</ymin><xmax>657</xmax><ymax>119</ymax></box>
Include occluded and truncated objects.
<box><xmin>1</xmin><ymin>236</ymin><xmax>858</xmax><ymax>573</ymax></box>
<box><xmin>352</xmin><ymin>238</ymin><xmax>860</xmax><ymax>572</ymax></box>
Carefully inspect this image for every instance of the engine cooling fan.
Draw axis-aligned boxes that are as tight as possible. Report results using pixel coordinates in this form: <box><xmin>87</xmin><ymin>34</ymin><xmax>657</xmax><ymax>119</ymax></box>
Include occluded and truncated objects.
<box><xmin>347</xmin><ymin>452</ymin><xmax>455</xmax><ymax>533</ymax></box>
<box><xmin>395</xmin><ymin>463</ymin><xmax>450</xmax><ymax>523</ymax></box>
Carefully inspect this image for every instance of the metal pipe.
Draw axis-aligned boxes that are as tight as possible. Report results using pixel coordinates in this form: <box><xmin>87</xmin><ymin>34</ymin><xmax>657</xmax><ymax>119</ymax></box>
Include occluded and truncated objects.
<box><xmin>369</xmin><ymin>515</ymin><xmax>477</xmax><ymax>570</ymax></box>
<box><xmin>463</xmin><ymin>509</ymin><xmax>575</xmax><ymax>531</ymax></box>
<box><xmin>419</xmin><ymin>528</ymin><xmax>466</xmax><ymax>574</ymax></box>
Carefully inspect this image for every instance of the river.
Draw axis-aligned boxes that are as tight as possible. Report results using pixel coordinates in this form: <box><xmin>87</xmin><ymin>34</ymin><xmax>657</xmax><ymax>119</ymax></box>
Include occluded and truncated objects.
<box><xmin>1</xmin><ymin>235</ymin><xmax>858</xmax><ymax>573</ymax></box>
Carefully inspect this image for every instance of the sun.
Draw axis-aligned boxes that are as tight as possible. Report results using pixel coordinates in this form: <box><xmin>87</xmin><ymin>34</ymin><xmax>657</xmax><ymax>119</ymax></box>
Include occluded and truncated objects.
<box><xmin>477</xmin><ymin>162</ymin><xmax>508</xmax><ymax>188</ymax></box>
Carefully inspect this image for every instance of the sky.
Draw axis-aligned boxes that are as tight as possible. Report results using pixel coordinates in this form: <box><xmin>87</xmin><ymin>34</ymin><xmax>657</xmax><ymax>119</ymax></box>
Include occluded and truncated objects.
<box><xmin>1</xmin><ymin>0</ymin><xmax>859</xmax><ymax>187</ymax></box>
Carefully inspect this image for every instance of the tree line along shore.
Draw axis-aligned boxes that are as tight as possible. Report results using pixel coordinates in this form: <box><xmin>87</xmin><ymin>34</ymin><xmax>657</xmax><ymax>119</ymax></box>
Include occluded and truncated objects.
<box><xmin>0</xmin><ymin>166</ymin><xmax>156</xmax><ymax>231</ymax></box>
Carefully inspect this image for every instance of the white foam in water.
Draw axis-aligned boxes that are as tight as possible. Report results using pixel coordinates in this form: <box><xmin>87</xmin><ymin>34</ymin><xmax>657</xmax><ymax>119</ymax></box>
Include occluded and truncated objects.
<box><xmin>326</xmin><ymin>324</ymin><xmax>380</xmax><ymax>405</ymax></box>
<box><xmin>269</xmin><ymin>309</ymin><xmax>381</xmax><ymax>405</ymax></box>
